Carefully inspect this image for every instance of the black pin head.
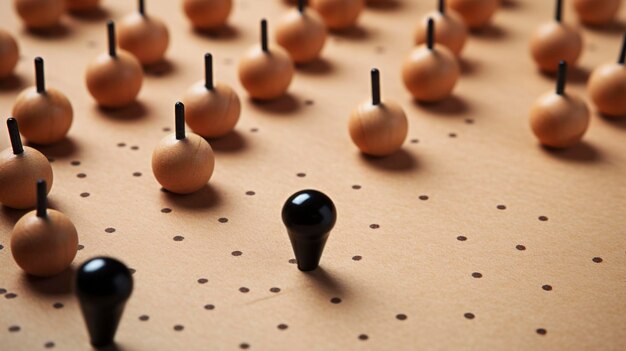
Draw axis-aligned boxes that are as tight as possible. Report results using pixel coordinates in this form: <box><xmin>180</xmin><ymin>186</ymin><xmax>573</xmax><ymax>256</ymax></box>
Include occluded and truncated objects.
<box><xmin>261</xmin><ymin>19</ymin><xmax>268</xmax><ymax>53</ymax></box>
<box><xmin>619</xmin><ymin>32</ymin><xmax>626</xmax><ymax>65</ymax></box>
<box><xmin>371</xmin><ymin>68</ymin><xmax>381</xmax><ymax>105</ymax></box>
<box><xmin>204</xmin><ymin>53</ymin><xmax>214</xmax><ymax>90</ymax></box>
<box><xmin>107</xmin><ymin>20</ymin><xmax>117</xmax><ymax>57</ymax></box>
<box><xmin>175</xmin><ymin>101</ymin><xmax>185</xmax><ymax>140</ymax></box>
<box><xmin>35</xmin><ymin>57</ymin><xmax>45</xmax><ymax>94</ymax></box>
<box><xmin>36</xmin><ymin>179</ymin><xmax>47</xmax><ymax>218</ymax></box>
<box><xmin>427</xmin><ymin>17</ymin><xmax>435</xmax><ymax>50</ymax></box>
<box><xmin>139</xmin><ymin>0</ymin><xmax>145</xmax><ymax>16</ymax></box>
<box><xmin>76</xmin><ymin>257</ymin><xmax>133</xmax><ymax>348</ymax></box>
<box><xmin>555</xmin><ymin>0</ymin><xmax>562</xmax><ymax>22</ymax></box>
<box><xmin>439</xmin><ymin>0</ymin><xmax>445</xmax><ymax>15</ymax></box>
<box><xmin>281</xmin><ymin>189</ymin><xmax>337</xmax><ymax>271</ymax></box>
<box><xmin>6</xmin><ymin>118</ymin><xmax>23</xmax><ymax>155</ymax></box>
<box><xmin>298</xmin><ymin>0</ymin><xmax>305</xmax><ymax>13</ymax></box>
<box><xmin>556</xmin><ymin>60</ymin><xmax>567</xmax><ymax>95</ymax></box>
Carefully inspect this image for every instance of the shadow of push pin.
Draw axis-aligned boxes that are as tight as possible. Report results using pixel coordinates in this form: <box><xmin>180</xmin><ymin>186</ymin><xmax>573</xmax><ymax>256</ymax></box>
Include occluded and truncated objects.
<box><xmin>76</xmin><ymin>257</ymin><xmax>133</xmax><ymax>348</ymax></box>
<box><xmin>282</xmin><ymin>190</ymin><xmax>337</xmax><ymax>272</ymax></box>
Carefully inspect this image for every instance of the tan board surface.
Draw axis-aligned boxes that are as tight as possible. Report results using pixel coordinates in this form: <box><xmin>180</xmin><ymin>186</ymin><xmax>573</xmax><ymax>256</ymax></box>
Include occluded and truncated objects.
<box><xmin>1</xmin><ymin>0</ymin><xmax>626</xmax><ymax>350</ymax></box>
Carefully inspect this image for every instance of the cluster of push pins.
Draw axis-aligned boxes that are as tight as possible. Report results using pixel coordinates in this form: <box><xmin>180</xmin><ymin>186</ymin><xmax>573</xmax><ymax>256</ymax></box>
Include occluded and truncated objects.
<box><xmin>0</xmin><ymin>0</ymin><xmax>625</xmax><ymax>347</ymax></box>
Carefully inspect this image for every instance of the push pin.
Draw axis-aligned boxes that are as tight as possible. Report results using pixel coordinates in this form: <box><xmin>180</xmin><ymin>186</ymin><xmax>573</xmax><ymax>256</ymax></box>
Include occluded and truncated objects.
<box><xmin>0</xmin><ymin>29</ymin><xmax>19</xmax><ymax>80</ymax></box>
<box><xmin>275</xmin><ymin>0</ymin><xmax>328</xmax><ymax>64</ymax></box>
<box><xmin>14</xmin><ymin>0</ymin><xmax>64</xmax><ymax>29</ymax></box>
<box><xmin>182</xmin><ymin>53</ymin><xmax>241</xmax><ymax>138</ymax></box>
<box><xmin>86</xmin><ymin>21</ymin><xmax>143</xmax><ymax>108</ymax></box>
<box><xmin>448</xmin><ymin>0</ymin><xmax>499</xmax><ymax>29</ymax></box>
<box><xmin>183</xmin><ymin>0</ymin><xmax>233</xmax><ymax>30</ymax></box>
<box><xmin>282</xmin><ymin>189</ymin><xmax>337</xmax><ymax>272</ymax></box>
<box><xmin>118</xmin><ymin>0</ymin><xmax>170</xmax><ymax>66</ymax></box>
<box><xmin>588</xmin><ymin>32</ymin><xmax>626</xmax><ymax>118</ymax></box>
<box><xmin>13</xmin><ymin>57</ymin><xmax>73</xmax><ymax>145</ymax></box>
<box><xmin>152</xmin><ymin>102</ymin><xmax>215</xmax><ymax>194</ymax></box>
<box><xmin>349</xmin><ymin>69</ymin><xmax>408</xmax><ymax>157</ymax></box>
<box><xmin>238</xmin><ymin>19</ymin><xmax>294</xmax><ymax>100</ymax></box>
<box><xmin>310</xmin><ymin>0</ymin><xmax>365</xmax><ymax>30</ymax></box>
<box><xmin>573</xmin><ymin>0</ymin><xmax>621</xmax><ymax>26</ymax></box>
<box><xmin>11</xmin><ymin>179</ymin><xmax>78</xmax><ymax>277</ymax></box>
<box><xmin>530</xmin><ymin>61</ymin><xmax>590</xmax><ymax>148</ymax></box>
<box><xmin>530</xmin><ymin>0</ymin><xmax>583</xmax><ymax>73</ymax></box>
<box><xmin>403</xmin><ymin>18</ymin><xmax>460</xmax><ymax>102</ymax></box>
<box><xmin>414</xmin><ymin>0</ymin><xmax>467</xmax><ymax>57</ymax></box>
<box><xmin>76</xmin><ymin>257</ymin><xmax>133</xmax><ymax>348</ymax></box>
<box><xmin>0</xmin><ymin>118</ymin><xmax>53</xmax><ymax>209</ymax></box>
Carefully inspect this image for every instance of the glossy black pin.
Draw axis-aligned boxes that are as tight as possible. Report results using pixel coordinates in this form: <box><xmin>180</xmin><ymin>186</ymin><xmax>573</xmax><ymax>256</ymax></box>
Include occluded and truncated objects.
<box><xmin>36</xmin><ymin>179</ymin><xmax>47</xmax><ymax>218</ymax></box>
<box><xmin>298</xmin><ymin>0</ymin><xmax>306</xmax><ymax>13</ymax></box>
<box><xmin>438</xmin><ymin>0</ymin><xmax>445</xmax><ymax>15</ymax></box>
<box><xmin>76</xmin><ymin>257</ymin><xmax>133</xmax><ymax>348</ymax></box>
<box><xmin>175</xmin><ymin>101</ymin><xmax>185</xmax><ymax>140</ymax></box>
<box><xmin>555</xmin><ymin>0</ymin><xmax>562</xmax><ymax>22</ymax></box>
<box><xmin>35</xmin><ymin>57</ymin><xmax>45</xmax><ymax>94</ymax></box>
<box><xmin>282</xmin><ymin>189</ymin><xmax>337</xmax><ymax>272</ymax></box>
<box><xmin>261</xmin><ymin>19</ymin><xmax>268</xmax><ymax>53</ymax></box>
<box><xmin>138</xmin><ymin>0</ymin><xmax>145</xmax><ymax>16</ymax></box>
<box><xmin>427</xmin><ymin>17</ymin><xmax>435</xmax><ymax>50</ymax></box>
<box><xmin>107</xmin><ymin>20</ymin><xmax>117</xmax><ymax>58</ymax></box>
<box><xmin>556</xmin><ymin>60</ymin><xmax>567</xmax><ymax>95</ymax></box>
<box><xmin>204</xmin><ymin>53</ymin><xmax>214</xmax><ymax>90</ymax></box>
<box><xmin>618</xmin><ymin>32</ymin><xmax>626</xmax><ymax>65</ymax></box>
<box><xmin>7</xmin><ymin>118</ymin><xmax>23</xmax><ymax>155</ymax></box>
<box><xmin>371</xmin><ymin>68</ymin><xmax>381</xmax><ymax>105</ymax></box>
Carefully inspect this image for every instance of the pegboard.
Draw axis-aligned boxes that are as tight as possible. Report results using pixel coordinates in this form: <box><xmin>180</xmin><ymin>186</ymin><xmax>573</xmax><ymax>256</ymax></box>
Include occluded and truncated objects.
<box><xmin>1</xmin><ymin>0</ymin><xmax>626</xmax><ymax>350</ymax></box>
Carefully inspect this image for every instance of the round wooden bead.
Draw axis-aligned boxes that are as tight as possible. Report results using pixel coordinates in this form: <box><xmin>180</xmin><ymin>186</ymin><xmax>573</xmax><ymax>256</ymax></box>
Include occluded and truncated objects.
<box><xmin>12</xmin><ymin>87</ymin><xmax>73</xmax><ymax>145</ymax></box>
<box><xmin>529</xmin><ymin>91</ymin><xmax>590</xmax><ymax>148</ymax></box>
<box><xmin>118</xmin><ymin>12</ymin><xmax>170</xmax><ymax>66</ymax></box>
<box><xmin>183</xmin><ymin>0</ymin><xmax>232</xmax><ymax>30</ymax></box>
<box><xmin>238</xmin><ymin>46</ymin><xmax>294</xmax><ymax>100</ymax></box>
<box><xmin>310</xmin><ymin>0</ymin><xmax>365</xmax><ymax>30</ymax></box>
<box><xmin>0</xmin><ymin>30</ymin><xmax>19</xmax><ymax>79</ymax></box>
<box><xmin>448</xmin><ymin>0</ymin><xmax>499</xmax><ymax>29</ymax></box>
<box><xmin>86</xmin><ymin>51</ymin><xmax>143</xmax><ymax>108</ymax></box>
<box><xmin>349</xmin><ymin>100</ymin><xmax>408</xmax><ymax>156</ymax></box>
<box><xmin>573</xmin><ymin>0</ymin><xmax>621</xmax><ymax>25</ymax></box>
<box><xmin>588</xmin><ymin>63</ymin><xmax>626</xmax><ymax>117</ymax></box>
<box><xmin>414</xmin><ymin>10</ymin><xmax>468</xmax><ymax>57</ymax></box>
<box><xmin>0</xmin><ymin>147</ymin><xmax>52</xmax><ymax>209</ymax></box>
<box><xmin>182</xmin><ymin>82</ymin><xmax>241</xmax><ymax>138</ymax></box>
<box><xmin>66</xmin><ymin>0</ymin><xmax>101</xmax><ymax>12</ymax></box>
<box><xmin>13</xmin><ymin>0</ymin><xmax>64</xmax><ymax>29</ymax></box>
<box><xmin>11</xmin><ymin>209</ymin><xmax>78</xmax><ymax>277</ymax></box>
<box><xmin>275</xmin><ymin>8</ymin><xmax>327</xmax><ymax>64</ymax></box>
<box><xmin>402</xmin><ymin>45</ymin><xmax>460</xmax><ymax>102</ymax></box>
<box><xmin>530</xmin><ymin>22</ymin><xmax>582</xmax><ymax>73</ymax></box>
<box><xmin>151</xmin><ymin>133</ymin><xmax>215</xmax><ymax>194</ymax></box>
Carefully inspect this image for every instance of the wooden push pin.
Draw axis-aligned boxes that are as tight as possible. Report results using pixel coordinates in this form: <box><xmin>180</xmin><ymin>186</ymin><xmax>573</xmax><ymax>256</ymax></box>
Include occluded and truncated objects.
<box><xmin>310</xmin><ymin>0</ymin><xmax>365</xmax><ymax>30</ymax></box>
<box><xmin>13</xmin><ymin>57</ymin><xmax>73</xmax><ymax>145</ymax></box>
<box><xmin>118</xmin><ymin>0</ymin><xmax>170</xmax><ymax>66</ymax></box>
<box><xmin>76</xmin><ymin>257</ymin><xmax>133</xmax><ymax>348</ymax></box>
<box><xmin>238</xmin><ymin>19</ymin><xmax>294</xmax><ymax>100</ymax></box>
<box><xmin>0</xmin><ymin>118</ymin><xmax>53</xmax><ymax>209</ymax></box>
<box><xmin>588</xmin><ymin>33</ymin><xmax>626</xmax><ymax>118</ymax></box>
<box><xmin>530</xmin><ymin>61</ymin><xmax>590</xmax><ymax>148</ymax></box>
<box><xmin>403</xmin><ymin>18</ymin><xmax>460</xmax><ymax>102</ymax></box>
<box><xmin>14</xmin><ymin>0</ymin><xmax>64</xmax><ymax>29</ymax></box>
<box><xmin>182</xmin><ymin>53</ymin><xmax>241</xmax><ymax>138</ymax></box>
<box><xmin>530</xmin><ymin>0</ymin><xmax>583</xmax><ymax>73</ymax></box>
<box><xmin>414</xmin><ymin>0</ymin><xmax>468</xmax><ymax>57</ymax></box>
<box><xmin>0</xmin><ymin>29</ymin><xmax>19</xmax><ymax>80</ymax></box>
<box><xmin>183</xmin><ymin>0</ymin><xmax>232</xmax><ymax>30</ymax></box>
<box><xmin>349</xmin><ymin>69</ymin><xmax>408</xmax><ymax>157</ymax></box>
<box><xmin>86</xmin><ymin>21</ymin><xmax>143</xmax><ymax>108</ymax></box>
<box><xmin>11</xmin><ymin>179</ymin><xmax>78</xmax><ymax>277</ymax></box>
<box><xmin>448</xmin><ymin>0</ymin><xmax>499</xmax><ymax>29</ymax></box>
<box><xmin>276</xmin><ymin>0</ymin><xmax>327</xmax><ymax>64</ymax></box>
<box><xmin>282</xmin><ymin>189</ymin><xmax>337</xmax><ymax>272</ymax></box>
<box><xmin>573</xmin><ymin>0</ymin><xmax>621</xmax><ymax>26</ymax></box>
<box><xmin>152</xmin><ymin>102</ymin><xmax>215</xmax><ymax>194</ymax></box>
<box><xmin>66</xmin><ymin>0</ymin><xmax>101</xmax><ymax>12</ymax></box>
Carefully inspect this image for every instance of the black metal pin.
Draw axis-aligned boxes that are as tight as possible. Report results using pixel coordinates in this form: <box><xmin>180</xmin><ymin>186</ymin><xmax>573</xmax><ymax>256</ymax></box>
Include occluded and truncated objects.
<box><xmin>175</xmin><ymin>102</ymin><xmax>185</xmax><ymax>140</ymax></box>
<box><xmin>204</xmin><ymin>53</ymin><xmax>214</xmax><ymax>90</ymax></box>
<box><xmin>261</xmin><ymin>19</ymin><xmax>268</xmax><ymax>53</ymax></box>
<box><xmin>36</xmin><ymin>179</ymin><xmax>47</xmax><ymax>218</ymax></box>
<box><xmin>619</xmin><ymin>32</ymin><xmax>626</xmax><ymax>65</ymax></box>
<box><xmin>556</xmin><ymin>60</ymin><xmax>567</xmax><ymax>95</ymax></box>
<box><xmin>555</xmin><ymin>0</ymin><xmax>562</xmax><ymax>22</ymax></box>
<box><xmin>439</xmin><ymin>0</ymin><xmax>445</xmax><ymax>15</ymax></box>
<box><xmin>298</xmin><ymin>0</ymin><xmax>305</xmax><ymax>13</ymax></box>
<box><xmin>35</xmin><ymin>57</ymin><xmax>45</xmax><ymax>94</ymax></box>
<box><xmin>139</xmin><ymin>0</ymin><xmax>145</xmax><ymax>16</ymax></box>
<box><xmin>7</xmin><ymin>118</ymin><xmax>24</xmax><ymax>155</ymax></box>
<box><xmin>107</xmin><ymin>21</ymin><xmax>117</xmax><ymax>58</ymax></box>
<box><xmin>427</xmin><ymin>17</ymin><xmax>435</xmax><ymax>50</ymax></box>
<box><xmin>371</xmin><ymin>68</ymin><xmax>381</xmax><ymax>105</ymax></box>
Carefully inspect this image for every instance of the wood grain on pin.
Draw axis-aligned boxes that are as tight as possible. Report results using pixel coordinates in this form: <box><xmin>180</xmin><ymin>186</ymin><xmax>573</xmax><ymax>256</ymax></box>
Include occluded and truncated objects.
<box><xmin>13</xmin><ymin>57</ymin><xmax>73</xmax><ymax>145</ymax></box>
<box><xmin>310</xmin><ymin>0</ymin><xmax>365</xmax><ymax>30</ymax></box>
<box><xmin>118</xmin><ymin>0</ymin><xmax>169</xmax><ymax>66</ymax></box>
<box><xmin>447</xmin><ymin>0</ymin><xmax>499</xmax><ymax>29</ymax></box>
<box><xmin>0</xmin><ymin>29</ymin><xmax>19</xmax><ymax>79</ymax></box>
<box><xmin>238</xmin><ymin>19</ymin><xmax>294</xmax><ymax>100</ymax></box>
<box><xmin>414</xmin><ymin>0</ymin><xmax>468</xmax><ymax>57</ymax></box>
<box><xmin>588</xmin><ymin>33</ymin><xmax>626</xmax><ymax>118</ymax></box>
<box><xmin>530</xmin><ymin>61</ymin><xmax>590</xmax><ymax>148</ymax></box>
<box><xmin>276</xmin><ymin>0</ymin><xmax>327</xmax><ymax>64</ymax></box>
<box><xmin>152</xmin><ymin>102</ymin><xmax>215</xmax><ymax>194</ymax></box>
<box><xmin>86</xmin><ymin>21</ymin><xmax>143</xmax><ymax>108</ymax></box>
<box><xmin>349</xmin><ymin>69</ymin><xmax>408</xmax><ymax>157</ymax></box>
<box><xmin>0</xmin><ymin>118</ymin><xmax>53</xmax><ymax>209</ymax></box>
<box><xmin>183</xmin><ymin>53</ymin><xmax>241</xmax><ymax>138</ymax></box>
<box><xmin>11</xmin><ymin>179</ymin><xmax>77</xmax><ymax>277</ymax></box>
<box><xmin>66</xmin><ymin>0</ymin><xmax>101</xmax><ymax>12</ymax></box>
<box><xmin>530</xmin><ymin>0</ymin><xmax>582</xmax><ymax>73</ymax></box>
<box><xmin>13</xmin><ymin>0</ymin><xmax>64</xmax><ymax>29</ymax></box>
<box><xmin>403</xmin><ymin>18</ymin><xmax>460</xmax><ymax>102</ymax></box>
<box><xmin>573</xmin><ymin>0</ymin><xmax>621</xmax><ymax>25</ymax></box>
<box><xmin>183</xmin><ymin>0</ymin><xmax>232</xmax><ymax>30</ymax></box>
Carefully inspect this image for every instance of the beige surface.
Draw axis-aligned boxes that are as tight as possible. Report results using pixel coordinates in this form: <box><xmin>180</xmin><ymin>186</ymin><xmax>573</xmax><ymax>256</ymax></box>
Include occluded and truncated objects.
<box><xmin>1</xmin><ymin>0</ymin><xmax>626</xmax><ymax>350</ymax></box>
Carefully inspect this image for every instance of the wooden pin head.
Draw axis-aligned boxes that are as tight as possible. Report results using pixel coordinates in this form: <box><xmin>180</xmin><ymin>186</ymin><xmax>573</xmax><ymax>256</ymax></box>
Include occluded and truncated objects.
<box><xmin>275</xmin><ymin>0</ymin><xmax>327</xmax><ymax>64</ymax></box>
<box><xmin>588</xmin><ymin>33</ymin><xmax>626</xmax><ymax>118</ymax></box>
<box><xmin>118</xmin><ymin>0</ymin><xmax>170</xmax><ymax>66</ymax></box>
<box><xmin>310</xmin><ymin>0</ymin><xmax>365</xmax><ymax>30</ymax></box>
<box><xmin>66</xmin><ymin>0</ymin><xmax>101</xmax><ymax>12</ymax></box>
<box><xmin>183</xmin><ymin>0</ymin><xmax>233</xmax><ymax>30</ymax></box>
<box><xmin>573</xmin><ymin>0</ymin><xmax>621</xmax><ymax>25</ymax></box>
<box><xmin>414</xmin><ymin>0</ymin><xmax>467</xmax><ymax>57</ymax></box>
<box><xmin>447</xmin><ymin>0</ymin><xmax>499</xmax><ymax>29</ymax></box>
<box><xmin>0</xmin><ymin>29</ymin><xmax>19</xmax><ymax>79</ymax></box>
<box><xmin>14</xmin><ymin>0</ymin><xmax>64</xmax><ymax>29</ymax></box>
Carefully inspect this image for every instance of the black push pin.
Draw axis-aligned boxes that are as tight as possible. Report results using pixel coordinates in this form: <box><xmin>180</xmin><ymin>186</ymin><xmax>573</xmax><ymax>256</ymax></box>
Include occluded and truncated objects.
<box><xmin>7</xmin><ymin>118</ymin><xmax>24</xmax><ymax>155</ymax></box>
<box><xmin>76</xmin><ymin>257</ymin><xmax>133</xmax><ymax>348</ymax></box>
<box><xmin>281</xmin><ymin>190</ymin><xmax>337</xmax><ymax>271</ymax></box>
